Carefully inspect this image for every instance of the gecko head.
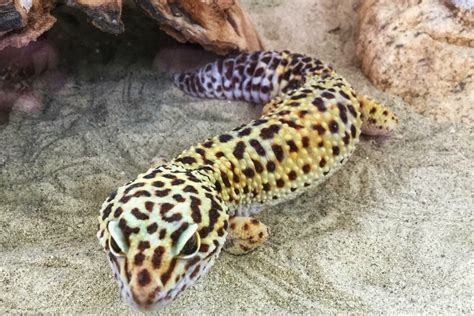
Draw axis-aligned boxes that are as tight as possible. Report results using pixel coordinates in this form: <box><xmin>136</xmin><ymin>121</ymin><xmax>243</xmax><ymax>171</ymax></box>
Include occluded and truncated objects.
<box><xmin>97</xmin><ymin>165</ymin><xmax>229</xmax><ymax>310</ymax></box>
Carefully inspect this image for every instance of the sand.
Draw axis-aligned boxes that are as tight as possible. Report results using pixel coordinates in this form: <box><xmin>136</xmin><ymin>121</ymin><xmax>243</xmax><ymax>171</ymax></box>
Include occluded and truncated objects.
<box><xmin>1</xmin><ymin>0</ymin><xmax>473</xmax><ymax>314</ymax></box>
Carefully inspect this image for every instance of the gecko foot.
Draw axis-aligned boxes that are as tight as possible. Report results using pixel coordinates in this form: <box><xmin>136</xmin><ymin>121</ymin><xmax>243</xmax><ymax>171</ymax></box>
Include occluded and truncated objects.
<box><xmin>223</xmin><ymin>216</ymin><xmax>269</xmax><ymax>255</ymax></box>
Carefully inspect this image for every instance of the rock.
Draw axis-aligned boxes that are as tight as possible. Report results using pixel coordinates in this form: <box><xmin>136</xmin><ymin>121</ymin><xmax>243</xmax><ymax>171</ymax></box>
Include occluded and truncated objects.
<box><xmin>356</xmin><ymin>0</ymin><xmax>474</xmax><ymax>125</ymax></box>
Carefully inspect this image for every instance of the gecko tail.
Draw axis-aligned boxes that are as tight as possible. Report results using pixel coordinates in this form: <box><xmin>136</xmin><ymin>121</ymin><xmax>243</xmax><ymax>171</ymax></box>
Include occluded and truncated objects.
<box><xmin>358</xmin><ymin>95</ymin><xmax>399</xmax><ymax>136</ymax></box>
<box><xmin>172</xmin><ymin>51</ymin><xmax>333</xmax><ymax>105</ymax></box>
<box><xmin>172</xmin><ymin>51</ymin><xmax>283</xmax><ymax>104</ymax></box>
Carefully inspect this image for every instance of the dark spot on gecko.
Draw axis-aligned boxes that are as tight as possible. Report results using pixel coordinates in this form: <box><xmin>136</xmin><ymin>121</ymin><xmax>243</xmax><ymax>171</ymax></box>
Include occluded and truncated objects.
<box><xmin>340</xmin><ymin>90</ymin><xmax>350</xmax><ymax>100</ymax></box>
<box><xmin>195</xmin><ymin>148</ymin><xmax>206</xmax><ymax>156</ymax></box>
<box><xmin>152</xmin><ymin>246</ymin><xmax>165</xmax><ymax>269</ymax></box>
<box><xmin>288</xmin><ymin>171</ymin><xmax>297</xmax><ymax>180</ymax></box>
<box><xmin>253</xmin><ymin>119</ymin><xmax>267</xmax><ymax>126</ymax></box>
<box><xmin>138</xmin><ymin>241</ymin><xmax>150</xmax><ymax>251</ymax></box>
<box><xmin>177</xmin><ymin>156</ymin><xmax>197</xmax><ymax>164</ymax></box>
<box><xmin>155</xmin><ymin>189</ymin><xmax>171</xmax><ymax>197</ymax></box>
<box><xmin>159</xmin><ymin>229</ymin><xmax>166</xmax><ymax>239</ymax></box>
<box><xmin>319</xmin><ymin>158</ymin><xmax>327</xmax><ymax>168</ymax></box>
<box><xmin>263</xmin><ymin>183</ymin><xmax>271</xmax><ymax>191</ymax></box>
<box><xmin>119</xmin><ymin>195</ymin><xmax>131</xmax><ymax>204</ymax></box>
<box><xmin>183</xmin><ymin>185</ymin><xmax>198</xmax><ymax>194</ymax></box>
<box><xmin>171</xmin><ymin>179</ymin><xmax>185</xmax><ymax>186</ymax></box>
<box><xmin>114</xmin><ymin>207</ymin><xmax>123</xmax><ymax>217</ymax></box>
<box><xmin>190</xmin><ymin>196</ymin><xmax>202</xmax><ymax>223</ymax></box>
<box><xmin>132</xmin><ymin>208</ymin><xmax>149</xmax><ymax>220</ymax></box>
<box><xmin>290</xmin><ymin>94</ymin><xmax>306</xmax><ymax>100</ymax></box>
<box><xmin>312</xmin><ymin>97</ymin><xmax>326</xmax><ymax>111</ymax></box>
<box><xmin>199</xmin><ymin>243</ymin><xmax>209</xmax><ymax>253</ymax></box>
<box><xmin>173</xmin><ymin>194</ymin><xmax>185</xmax><ymax>202</ymax></box>
<box><xmin>233</xmin><ymin>174</ymin><xmax>240</xmax><ymax>183</ymax></box>
<box><xmin>312</xmin><ymin>124</ymin><xmax>326</xmax><ymax>135</ymax></box>
<box><xmin>351</xmin><ymin>124</ymin><xmax>357</xmax><ymax>138</ymax></box>
<box><xmin>203</xmin><ymin>141</ymin><xmax>213</xmax><ymax>148</ymax></box>
<box><xmin>152</xmin><ymin>181</ymin><xmax>165</xmax><ymax>187</ymax></box>
<box><xmin>243</xmin><ymin>168</ymin><xmax>255</xmax><ymax>178</ymax></box>
<box><xmin>276</xmin><ymin>179</ymin><xmax>285</xmax><ymax>188</ymax></box>
<box><xmin>321</xmin><ymin>91</ymin><xmax>335</xmax><ymax>99</ymax></box>
<box><xmin>219</xmin><ymin>134</ymin><xmax>233</xmax><ymax>143</ymax></box>
<box><xmin>329</xmin><ymin>120</ymin><xmax>339</xmax><ymax>133</ymax></box>
<box><xmin>254</xmin><ymin>67</ymin><xmax>265</xmax><ymax>77</ymax></box>
<box><xmin>238</xmin><ymin>128</ymin><xmax>252</xmax><ymax>137</ymax></box>
<box><xmin>302</xmin><ymin>136</ymin><xmax>310</xmax><ymax>148</ymax></box>
<box><xmin>163</xmin><ymin>213</ymin><xmax>183</xmax><ymax>222</ymax></box>
<box><xmin>252</xmin><ymin>159</ymin><xmax>264</xmax><ymax>173</ymax></box>
<box><xmin>101</xmin><ymin>205</ymin><xmax>112</xmax><ymax>220</ymax></box>
<box><xmin>260</xmin><ymin>124</ymin><xmax>281</xmax><ymax>139</ymax></box>
<box><xmin>337</xmin><ymin>103</ymin><xmax>348</xmax><ymax>124</ymax></box>
<box><xmin>134</xmin><ymin>253</ymin><xmax>145</xmax><ymax>266</ymax></box>
<box><xmin>347</xmin><ymin>104</ymin><xmax>357</xmax><ymax>117</ymax></box>
<box><xmin>160</xmin><ymin>203</ymin><xmax>174</xmax><ymax>214</ymax></box>
<box><xmin>221</xmin><ymin>173</ymin><xmax>231</xmax><ymax>188</ymax></box>
<box><xmin>249</xmin><ymin>139</ymin><xmax>266</xmax><ymax>156</ymax></box>
<box><xmin>343</xmin><ymin>132</ymin><xmax>351</xmax><ymax>145</ymax></box>
<box><xmin>281</xmin><ymin>119</ymin><xmax>303</xmax><ymax>129</ymax></box>
<box><xmin>147</xmin><ymin>223</ymin><xmax>158</xmax><ymax>234</ymax></box>
<box><xmin>266</xmin><ymin>161</ymin><xmax>276</xmax><ymax>172</ymax></box>
<box><xmin>287</xmin><ymin>140</ymin><xmax>298</xmax><ymax>152</ymax></box>
<box><xmin>233</xmin><ymin>141</ymin><xmax>246</xmax><ymax>160</ymax></box>
<box><xmin>272</xmin><ymin>144</ymin><xmax>284</xmax><ymax>161</ymax></box>
<box><xmin>303</xmin><ymin>164</ymin><xmax>311</xmax><ymax>174</ymax></box>
<box><xmin>199</xmin><ymin>227</ymin><xmax>210</xmax><ymax>239</ymax></box>
<box><xmin>133</xmin><ymin>190</ymin><xmax>151</xmax><ymax>198</ymax></box>
<box><xmin>137</xmin><ymin>269</ymin><xmax>151</xmax><ymax>286</ymax></box>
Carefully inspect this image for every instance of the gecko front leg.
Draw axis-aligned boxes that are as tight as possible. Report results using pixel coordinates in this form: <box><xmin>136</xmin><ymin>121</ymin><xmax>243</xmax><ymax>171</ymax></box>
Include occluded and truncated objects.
<box><xmin>224</xmin><ymin>216</ymin><xmax>269</xmax><ymax>255</ymax></box>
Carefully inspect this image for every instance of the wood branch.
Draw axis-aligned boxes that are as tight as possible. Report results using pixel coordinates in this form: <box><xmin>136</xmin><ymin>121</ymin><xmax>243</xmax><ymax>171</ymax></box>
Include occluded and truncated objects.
<box><xmin>135</xmin><ymin>0</ymin><xmax>264</xmax><ymax>54</ymax></box>
<box><xmin>65</xmin><ymin>0</ymin><xmax>124</xmax><ymax>34</ymax></box>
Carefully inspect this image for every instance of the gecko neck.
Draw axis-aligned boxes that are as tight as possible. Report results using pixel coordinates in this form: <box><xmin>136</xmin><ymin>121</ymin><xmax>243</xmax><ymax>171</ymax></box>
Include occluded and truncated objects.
<box><xmin>171</xmin><ymin>152</ymin><xmax>253</xmax><ymax>212</ymax></box>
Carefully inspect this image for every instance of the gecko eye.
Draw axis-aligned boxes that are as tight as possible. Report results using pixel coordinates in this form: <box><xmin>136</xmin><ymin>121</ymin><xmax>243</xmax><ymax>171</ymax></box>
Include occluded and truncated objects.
<box><xmin>178</xmin><ymin>232</ymin><xmax>200</xmax><ymax>259</ymax></box>
<box><xmin>107</xmin><ymin>221</ymin><xmax>128</xmax><ymax>257</ymax></box>
<box><xmin>109</xmin><ymin>236</ymin><xmax>126</xmax><ymax>256</ymax></box>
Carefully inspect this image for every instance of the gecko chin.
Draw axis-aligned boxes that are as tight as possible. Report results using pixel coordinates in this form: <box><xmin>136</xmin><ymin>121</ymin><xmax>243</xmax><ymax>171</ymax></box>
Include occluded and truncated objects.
<box><xmin>105</xmin><ymin>242</ymin><xmax>221</xmax><ymax>311</ymax></box>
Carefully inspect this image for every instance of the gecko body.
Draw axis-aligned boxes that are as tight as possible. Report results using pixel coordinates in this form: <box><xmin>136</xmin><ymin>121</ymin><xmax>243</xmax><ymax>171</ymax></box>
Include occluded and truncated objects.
<box><xmin>97</xmin><ymin>51</ymin><xmax>398</xmax><ymax>310</ymax></box>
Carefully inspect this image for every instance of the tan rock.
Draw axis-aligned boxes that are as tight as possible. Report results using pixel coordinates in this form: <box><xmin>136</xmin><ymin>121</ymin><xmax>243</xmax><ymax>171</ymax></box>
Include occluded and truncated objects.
<box><xmin>356</xmin><ymin>0</ymin><xmax>474</xmax><ymax>125</ymax></box>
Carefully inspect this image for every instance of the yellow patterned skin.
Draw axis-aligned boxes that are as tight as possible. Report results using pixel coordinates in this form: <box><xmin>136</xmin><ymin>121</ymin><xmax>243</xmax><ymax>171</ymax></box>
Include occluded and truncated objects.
<box><xmin>175</xmin><ymin>73</ymin><xmax>362</xmax><ymax>207</ymax></box>
<box><xmin>97</xmin><ymin>51</ymin><xmax>398</xmax><ymax>310</ymax></box>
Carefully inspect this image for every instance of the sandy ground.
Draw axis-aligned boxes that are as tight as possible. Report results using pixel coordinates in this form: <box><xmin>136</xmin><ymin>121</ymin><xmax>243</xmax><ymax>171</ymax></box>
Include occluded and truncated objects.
<box><xmin>1</xmin><ymin>0</ymin><xmax>473</xmax><ymax>314</ymax></box>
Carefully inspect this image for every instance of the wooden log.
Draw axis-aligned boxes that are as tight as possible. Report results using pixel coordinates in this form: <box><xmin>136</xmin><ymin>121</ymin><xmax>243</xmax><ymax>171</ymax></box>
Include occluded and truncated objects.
<box><xmin>135</xmin><ymin>0</ymin><xmax>263</xmax><ymax>54</ymax></box>
<box><xmin>65</xmin><ymin>0</ymin><xmax>124</xmax><ymax>34</ymax></box>
<box><xmin>0</xmin><ymin>0</ymin><xmax>262</xmax><ymax>54</ymax></box>
<box><xmin>0</xmin><ymin>0</ymin><xmax>55</xmax><ymax>50</ymax></box>
<box><xmin>0</xmin><ymin>0</ymin><xmax>27</xmax><ymax>32</ymax></box>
